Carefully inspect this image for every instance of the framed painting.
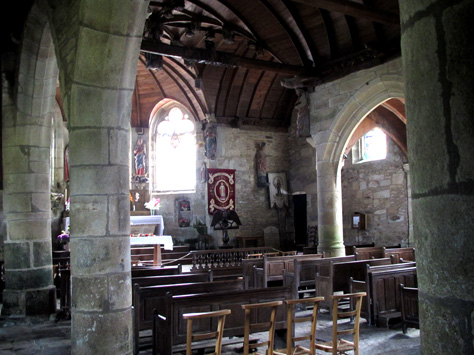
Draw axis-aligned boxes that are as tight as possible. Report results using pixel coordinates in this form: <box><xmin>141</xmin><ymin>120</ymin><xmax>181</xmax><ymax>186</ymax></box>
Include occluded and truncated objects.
<box><xmin>268</xmin><ymin>172</ymin><xmax>289</xmax><ymax>209</ymax></box>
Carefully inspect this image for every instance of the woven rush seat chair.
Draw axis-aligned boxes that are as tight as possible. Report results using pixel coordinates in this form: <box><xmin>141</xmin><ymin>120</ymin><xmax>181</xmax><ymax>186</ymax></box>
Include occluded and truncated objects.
<box><xmin>182</xmin><ymin>309</ymin><xmax>231</xmax><ymax>355</ymax></box>
<box><xmin>315</xmin><ymin>292</ymin><xmax>366</xmax><ymax>355</ymax></box>
<box><xmin>242</xmin><ymin>300</ymin><xmax>283</xmax><ymax>355</ymax></box>
<box><xmin>274</xmin><ymin>296</ymin><xmax>325</xmax><ymax>355</ymax></box>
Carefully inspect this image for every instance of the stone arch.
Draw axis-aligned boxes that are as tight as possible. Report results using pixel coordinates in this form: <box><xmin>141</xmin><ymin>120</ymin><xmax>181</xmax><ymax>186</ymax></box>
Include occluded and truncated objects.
<box><xmin>312</xmin><ymin>72</ymin><xmax>405</xmax><ymax>256</ymax></box>
<box><xmin>2</xmin><ymin>3</ymin><xmax>59</xmax><ymax>316</ymax></box>
<box><xmin>325</xmin><ymin>76</ymin><xmax>405</xmax><ymax>170</ymax></box>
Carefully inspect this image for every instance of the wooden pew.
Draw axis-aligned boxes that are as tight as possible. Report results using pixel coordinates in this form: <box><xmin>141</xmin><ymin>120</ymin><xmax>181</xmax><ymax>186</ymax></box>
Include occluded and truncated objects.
<box><xmin>133</xmin><ymin>279</ymin><xmax>245</xmax><ymax>354</ymax></box>
<box><xmin>254</xmin><ymin>254</ymin><xmax>325</xmax><ymax>288</ymax></box>
<box><xmin>349</xmin><ymin>261</ymin><xmax>416</xmax><ymax>325</ymax></box>
<box><xmin>131</xmin><ymin>264</ymin><xmax>182</xmax><ymax>278</ymax></box>
<box><xmin>283</xmin><ymin>255</ymin><xmax>355</xmax><ymax>299</ymax></box>
<box><xmin>315</xmin><ymin>258</ymin><xmax>392</xmax><ymax>313</ymax></box>
<box><xmin>353</xmin><ymin>246</ymin><xmax>385</xmax><ymax>260</ymax></box>
<box><xmin>400</xmin><ymin>284</ymin><xmax>419</xmax><ymax>333</ymax></box>
<box><xmin>383</xmin><ymin>247</ymin><xmax>416</xmax><ymax>263</ymax></box>
<box><xmin>152</xmin><ymin>285</ymin><xmax>293</xmax><ymax>355</ymax></box>
<box><xmin>241</xmin><ymin>257</ymin><xmax>264</xmax><ymax>289</ymax></box>
<box><xmin>367</xmin><ymin>266</ymin><xmax>417</xmax><ymax>327</ymax></box>
<box><xmin>345</xmin><ymin>243</ymin><xmax>374</xmax><ymax>255</ymax></box>
<box><xmin>132</xmin><ymin>272</ymin><xmax>212</xmax><ymax>288</ymax></box>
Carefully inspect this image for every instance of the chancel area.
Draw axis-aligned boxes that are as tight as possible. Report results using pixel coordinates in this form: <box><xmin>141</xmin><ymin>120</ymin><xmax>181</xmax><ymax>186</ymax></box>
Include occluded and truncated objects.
<box><xmin>1</xmin><ymin>1</ymin><xmax>473</xmax><ymax>354</ymax></box>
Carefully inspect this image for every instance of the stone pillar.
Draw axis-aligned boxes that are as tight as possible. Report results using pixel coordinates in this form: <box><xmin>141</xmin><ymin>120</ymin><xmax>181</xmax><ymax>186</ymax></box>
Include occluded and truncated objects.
<box><xmin>402</xmin><ymin>164</ymin><xmax>413</xmax><ymax>247</ymax></box>
<box><xmin>400</xmin><ymin>1</ymin><xmax>474</xmax><ymax>353</ymax></box>
<box><xmin>68</xmin><ymin>2</ymin><xmax>148</xmax><ymax>354</ymax></box>
<box><xmin>314</xmin><ymin>138</ymin><xmax>344</xmax><ymax>256</ymax></box>
<box><xmin>1</xmin><ymin>17</ymin><xmax>57</xmax><ymax>316</ymax></box>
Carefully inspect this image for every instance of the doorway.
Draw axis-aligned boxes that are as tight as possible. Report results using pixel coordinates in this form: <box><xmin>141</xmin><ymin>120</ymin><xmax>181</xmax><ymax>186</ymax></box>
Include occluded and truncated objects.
<box><xmin>293</xmin><ymin>194</ymin><xmax>307</xmax><ymax>249</ymax></box>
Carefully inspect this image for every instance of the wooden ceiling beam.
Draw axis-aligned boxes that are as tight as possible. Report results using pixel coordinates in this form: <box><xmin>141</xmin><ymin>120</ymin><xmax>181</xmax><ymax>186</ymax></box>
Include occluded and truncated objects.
<box><xmin>141</xmin><ymin>39</ymin><xmax>314</xmax><ymax>76</ymax></box>
<box><xmin>290</xmin><ymin>0</ymin><xmax>399</xmax><ymax>26</ymax></box>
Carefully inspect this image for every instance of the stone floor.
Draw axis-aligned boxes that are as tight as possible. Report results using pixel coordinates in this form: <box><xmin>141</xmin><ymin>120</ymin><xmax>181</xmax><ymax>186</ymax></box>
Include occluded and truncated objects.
<box><xmin>0</xmin><ymin>308</ymin><xmax>420</xmax><ymax>354</ymax></box>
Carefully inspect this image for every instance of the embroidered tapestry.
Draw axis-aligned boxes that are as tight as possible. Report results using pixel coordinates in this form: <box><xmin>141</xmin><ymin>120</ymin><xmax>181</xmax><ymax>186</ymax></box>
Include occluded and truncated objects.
<box><xmin>207</xmin><ymin>168</ymin><xmax>235</xmax><ymax>215</ymax></box>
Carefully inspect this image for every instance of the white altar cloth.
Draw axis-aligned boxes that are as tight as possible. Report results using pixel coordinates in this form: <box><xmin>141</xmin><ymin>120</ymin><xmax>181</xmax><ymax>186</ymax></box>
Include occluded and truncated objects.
<box><xmin>130</xmin><ymin>215</ymin><xmax>164</xmax><ymax>236</ymax></box>
<box><xmin>130</xmin><ymin>235</ymin><xmax>173</xmax><ymax>250</ymax></box>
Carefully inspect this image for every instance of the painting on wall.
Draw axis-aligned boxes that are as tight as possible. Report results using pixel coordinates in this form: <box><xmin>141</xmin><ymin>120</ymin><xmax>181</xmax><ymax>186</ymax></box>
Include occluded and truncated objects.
<box><xmin>268</xmin><ymin>172</ymin><xmax>289</xmax><ymax>209</ymax></box>
<box><xmin>207</xmin><ymin>168</ymin><xmax>235</xmax><ymax>215</ymax></box>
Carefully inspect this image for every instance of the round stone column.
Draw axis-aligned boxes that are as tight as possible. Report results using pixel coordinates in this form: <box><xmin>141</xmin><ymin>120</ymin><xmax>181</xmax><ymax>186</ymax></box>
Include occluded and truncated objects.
<box><xmin>68</xmin><ymin>2</ymin><xmax>148</xmax><ymax>354</ymax></box>
<box><xmin>401</xmin><ymin>0</ymin><xmax>474</xmax><ymax>353</ymax></box>
<box><xmin>314</xmin><ymin>139</ymin><xmax>345</xmax><ymax>256</ymax></box>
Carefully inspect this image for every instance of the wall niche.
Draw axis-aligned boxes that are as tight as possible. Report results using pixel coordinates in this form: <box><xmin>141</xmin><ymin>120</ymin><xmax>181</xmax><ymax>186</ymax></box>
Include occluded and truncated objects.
<box><xmin>177</xmin><ymin>199</ymin><xmax>192</xmax><ymax>227</ymax></box>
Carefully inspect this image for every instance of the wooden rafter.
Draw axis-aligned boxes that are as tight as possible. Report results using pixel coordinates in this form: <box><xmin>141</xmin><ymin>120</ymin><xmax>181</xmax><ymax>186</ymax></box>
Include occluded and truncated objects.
<box><xmin>290</xmin><ymin>0</ymin><xmax>399</xmax><ymax>26</ymax></box>
<box><xmin>141</xmin><ymin>39</ymin><xmax>315</xmax><ymax>76</ymax></box>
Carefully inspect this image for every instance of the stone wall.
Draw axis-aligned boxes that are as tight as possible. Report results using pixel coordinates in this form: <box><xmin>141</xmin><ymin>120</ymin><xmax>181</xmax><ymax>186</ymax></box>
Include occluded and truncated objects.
<box><xmin>136</xmin><ymin>125</ymin><xmax>290</xmax><ymax>248</ymax></box>
<box><xmin>341</xmin><ymin>137</ymin><xmax>409</xmax><ymax>247</ymax></box>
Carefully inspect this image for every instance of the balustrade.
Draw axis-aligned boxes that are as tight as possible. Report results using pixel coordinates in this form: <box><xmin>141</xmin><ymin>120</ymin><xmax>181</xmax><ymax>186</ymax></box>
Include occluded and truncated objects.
<box><xmin>190</xmin><ymin>247</ymin><xmax>277</xmax><ymax>270</ymax></box>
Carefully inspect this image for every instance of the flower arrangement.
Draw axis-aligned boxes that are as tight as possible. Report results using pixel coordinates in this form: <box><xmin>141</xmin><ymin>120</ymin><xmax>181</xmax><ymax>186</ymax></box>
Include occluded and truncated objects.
<box><xmin>179</xmin><ymin>217</ymin><xmax>190</xmax><ymax>227</ymax></box>
<box><xmin>57</xmin><ymin>226</ymin><xmax>70</xmax><ymax>245</ymax></box>
<box><xmin>145</xmin><ymin>198</ymin><xmax>161</xmax><ymax>215</ymax></box>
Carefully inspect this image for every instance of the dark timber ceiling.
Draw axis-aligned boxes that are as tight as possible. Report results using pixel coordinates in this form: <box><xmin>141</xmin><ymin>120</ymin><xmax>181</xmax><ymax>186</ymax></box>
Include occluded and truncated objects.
<box><xmin>134</xmin><ymin>0</ymin><xmax>401</xmax><ymax>130</ymax></box>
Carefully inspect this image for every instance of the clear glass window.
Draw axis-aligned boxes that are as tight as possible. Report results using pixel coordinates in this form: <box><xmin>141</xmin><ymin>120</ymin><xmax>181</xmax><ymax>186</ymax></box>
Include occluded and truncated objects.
<box><xmin>154</xmin><ymin>107</ymin><xmax>196</xmax><ymax>193</ymax></box>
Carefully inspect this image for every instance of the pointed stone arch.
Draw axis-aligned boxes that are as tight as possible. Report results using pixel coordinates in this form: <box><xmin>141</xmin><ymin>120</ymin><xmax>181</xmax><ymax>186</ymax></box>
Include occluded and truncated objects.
<box><xmin>2</xmin><ymin>3</ymin><xmax>59</xmax><ymax>316</ymax></box>
<box><xmin>311</xmin><ymin>64</ymin><xmax>405</xmax><ymax>256</ymax></box>
<box><xmin>322</xmin><ymin>76</ymin><xmax>405</xmax><ymax>171</ymax></box>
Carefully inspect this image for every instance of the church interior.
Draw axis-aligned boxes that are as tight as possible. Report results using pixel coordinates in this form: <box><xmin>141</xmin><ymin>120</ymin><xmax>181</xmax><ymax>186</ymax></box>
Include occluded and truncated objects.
<box><xmin>0</xmin><ymin>0</ymin><xmax>473</xmax><ymax>354</ymax></box>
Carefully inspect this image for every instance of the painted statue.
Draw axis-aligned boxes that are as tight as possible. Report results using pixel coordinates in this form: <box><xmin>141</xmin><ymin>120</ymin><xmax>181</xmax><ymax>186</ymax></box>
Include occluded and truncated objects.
<box><xmin>295</xmin><ymin>89</ymin><xmax>310</xmax><ymax>137</ymax></box>
<box><xmin>133</xmin><ymin>137</ymin><xmax>146</xmax><ymax>176</ymax></box>
<box><xmin>256</xmin><ymin>142</ymin><xmax>267</xmax><ymax>188</ymax></box>
<box><xmin>204</xmin><ymin>122</ymin><xmax>217</xmax><ymax>160</ymax></box>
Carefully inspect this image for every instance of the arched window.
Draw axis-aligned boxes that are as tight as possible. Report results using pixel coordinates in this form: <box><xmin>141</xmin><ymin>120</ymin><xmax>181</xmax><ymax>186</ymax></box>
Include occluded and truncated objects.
<box><xmin>153</xmin><ymin>106</ymin><xmax>196</xmax><ymax>193</ymax></box>
<box><xmin>352</xmin><ymin>128</ymin><xmax>387</xmax><ymax>163</ymax></box>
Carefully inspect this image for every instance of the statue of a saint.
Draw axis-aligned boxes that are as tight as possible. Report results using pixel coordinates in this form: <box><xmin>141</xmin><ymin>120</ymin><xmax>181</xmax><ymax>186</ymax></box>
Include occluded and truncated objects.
<box><xmin>133</xmin><ymin>137</ymin><xmax>146</xmax><ymax>176</ymax></box>
<box><xmin>295</xmin><ymin>89</ymin><xmax>310</xmax><ymax>137</ymax></box>
<box><xmin>204</xmin><ymin>123</ymin><xmax>217</xmax><ymax>160</ymax></box>
<box><xmin>256</xmin><ymin>142</ymin><xmax>267</xmax><ymax>188</ymax></box>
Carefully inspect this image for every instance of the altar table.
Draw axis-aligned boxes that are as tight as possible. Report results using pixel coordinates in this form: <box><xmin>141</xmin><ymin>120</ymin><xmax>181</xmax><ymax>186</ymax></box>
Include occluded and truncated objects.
<box><xmin>130</xmin><ymin>215</ymin><xmax>164</xmax><ymax>236</ymax></box>
<box><xmin>130</xmin><ymin>235</ymin><xmax>173</xmax><ymax>266</ymax></box>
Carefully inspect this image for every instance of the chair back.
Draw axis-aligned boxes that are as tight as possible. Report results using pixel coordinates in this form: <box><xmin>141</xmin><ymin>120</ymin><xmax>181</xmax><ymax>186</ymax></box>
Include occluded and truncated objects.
<box><xmin>182</xmin><ymin>309</ymin><xmax>231</xmax><ymax>355</ymax></box>
<box><xmin>275</xmin><ymin>297</ymin><xmax>325</xmax><ymax>355</ymax></box>
<box><xmin>242</xmin><ymin>300</ymin><xmax>283</xmax><ymax>355</ymax></box>
<box><xmin>315</xmin><ymin>292</ymin><xmax>366</xmax><ymax>355</ymax></box>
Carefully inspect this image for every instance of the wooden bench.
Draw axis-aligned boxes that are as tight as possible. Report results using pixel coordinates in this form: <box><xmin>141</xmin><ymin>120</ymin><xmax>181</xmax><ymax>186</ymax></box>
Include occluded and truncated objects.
<box><xmin>241</xmin><ymin>257</ymin><xmax>264</xmax><ymax>289</ymax></box>
<box><xmin>132</xmin><ymin>272</ymin><xmax>212</xmax><ymax>288</ymax></box>
<box><xmin>283</xmin><ymin>255</ymin><xmax>356</xmax><ymax>300</ymax></box>
<box><xmin>253</xmin><ymin>254</ymin><xmax>325</xmax><ymax>288</ymax></box>
<box><xmin>353</xmin><ymin>246</ymin><xmax>385</xmax><ymax>260</ymax></box>
<box><xmin>131</xmin><ymin>265</ymin><xmax>182</xmax><ymax>278</ymax></box>
<box><xmin>345</xmin><ymin>243</ymin><xmax>375</xmax><ymax>255</ymax></box>
<box><xmin>315</xmin><ymin>258</ymin><xmax>392</xmax><ymax>313</ymax></box>
<box><xmin>383</xmin><ymin>247</ymin><xmax>415</xmax><ymax>263</ymax></box>
<box><xmin>151</xmin><ymin>286</ymin><xmax>293</xmax><ymax>355</ymax></box>
<box><xmin>355</xmin><ymin>266</ymin><xmax>417</xmax><ymax>327</ymax></box>
<box><xmin>349</xmin><ymin>261</ymin><xmax>416</xmax><ymax>325</ymax></box>
<box><xmin>400</xmin><ymin>284</ymin><xmax>419</xmax><ymax>333</ymax></box>
<box><xmin>133</xmin><ymin>278</ymin><xmax>245</xmax><ymax>354</ymax></box>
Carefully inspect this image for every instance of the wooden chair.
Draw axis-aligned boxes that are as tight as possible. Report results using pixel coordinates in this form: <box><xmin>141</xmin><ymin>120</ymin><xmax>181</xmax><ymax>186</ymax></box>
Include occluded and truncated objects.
<box><xmin>315</xmin><ymin>292</ymin><xmax>366</xmax><ymax>355</ymax></box>
<box><xmin>242</xmin><ymin>300</ymin><xmax>283</xmax><ymax>355</ymax></box>
<box><xmin>182</xmin><ymin>309</ymin><xmax>231</xmax><ymax>355</ymax></box>
<box><xmin>274</xmin><ymin>296</ymin><xmax>325</xmax><ymax>355</ymax></box>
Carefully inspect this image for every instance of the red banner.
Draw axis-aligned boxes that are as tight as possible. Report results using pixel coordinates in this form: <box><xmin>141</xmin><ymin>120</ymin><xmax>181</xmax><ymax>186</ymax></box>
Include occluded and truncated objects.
<box><xmin>207</xmin><ymin>168</ymin><xmax>235</xmax><ymax>215</ymax></box>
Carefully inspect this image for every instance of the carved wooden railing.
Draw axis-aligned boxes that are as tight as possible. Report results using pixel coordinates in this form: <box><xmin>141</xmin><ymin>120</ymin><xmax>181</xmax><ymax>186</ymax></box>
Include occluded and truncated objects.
<box><xmin>189</xmin><ymin>247</ymin><xmax>278</xmax><ymax>270</ymax></box>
